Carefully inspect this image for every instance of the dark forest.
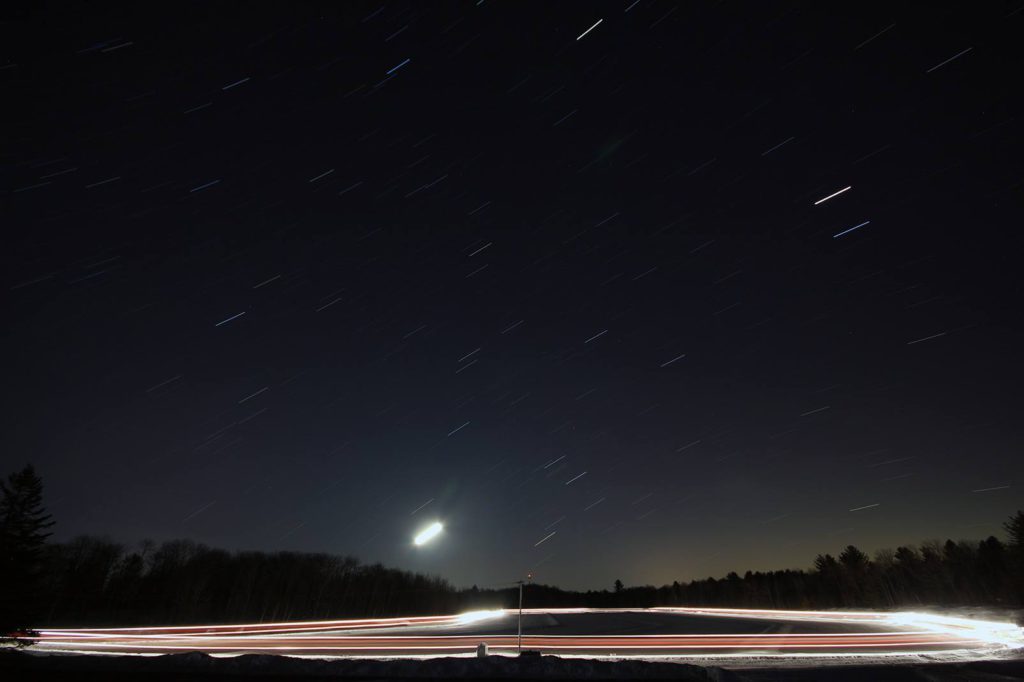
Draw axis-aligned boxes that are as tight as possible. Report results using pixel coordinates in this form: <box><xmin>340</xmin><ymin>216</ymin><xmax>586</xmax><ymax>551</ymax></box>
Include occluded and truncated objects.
<box><xmin>28</xmin><ymin>511</ymin><xmax>1024</xmax><ymax>627</ymax></box>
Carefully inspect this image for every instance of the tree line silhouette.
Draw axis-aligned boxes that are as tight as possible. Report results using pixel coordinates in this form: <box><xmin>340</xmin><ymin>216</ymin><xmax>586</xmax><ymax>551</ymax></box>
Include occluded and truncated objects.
<box><xmin>2</xmin><ymin>465</ymin><xmax>1022</xmax><ymax>631</ymax></box>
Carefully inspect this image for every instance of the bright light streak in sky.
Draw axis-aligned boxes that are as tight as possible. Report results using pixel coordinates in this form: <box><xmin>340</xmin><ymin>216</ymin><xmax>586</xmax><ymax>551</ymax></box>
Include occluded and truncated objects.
<box><xmin>833</xmin><ymin>220</ymin><xmax>871</xmax><ymax>238</ymax></box>
<box><xmin>813</xmin><ymin>186</ymin><xmax>852</xmax><ymax>205</ymax></box>
<box><xmin>577</xmin><ymin>19</ymin><xmax>603</xmax><ymax>41</ymax></box>
<box><xmin>414</xmin><ymin>521</ymin><xmax>443</xmax><ymax>546</ymax></box>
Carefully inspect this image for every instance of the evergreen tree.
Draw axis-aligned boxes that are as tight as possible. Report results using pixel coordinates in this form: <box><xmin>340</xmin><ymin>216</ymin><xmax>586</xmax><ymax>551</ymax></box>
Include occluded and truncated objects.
<box><xmin>0</xmin><ymin>465</ymin><xmax>55</xmax><ymax>636</ymax></box>
<box><xmin>1005</xmin><ymin>510</ymin><xmax>1024</xmax><ymax>601</ymax></box>
<box><xmin>813</xmin><ymin>553</ymin><xmax>842</xmax><ymax>606</ymax></box>
<box><xmin>1005</xmin><ymin>510</ymin><xmax>1024</xmax><ymax>548</ymax></box>
<box><xmin>976</xmin><ymin>536</ymin><xmax>1006</xmax><ymax>602</ymax></box>
<box><xmin>838</xmin><ymin>545</ymin><xmax>870</xmax><ymax>605</ymax></box>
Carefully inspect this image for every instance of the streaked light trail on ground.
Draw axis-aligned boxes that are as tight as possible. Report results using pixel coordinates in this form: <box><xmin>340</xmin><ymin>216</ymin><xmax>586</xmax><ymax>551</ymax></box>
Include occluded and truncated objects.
<box><xmin>25</xmin><ymin>607</ymin><xmax>1022</xmax><ymax>661</ymax></box>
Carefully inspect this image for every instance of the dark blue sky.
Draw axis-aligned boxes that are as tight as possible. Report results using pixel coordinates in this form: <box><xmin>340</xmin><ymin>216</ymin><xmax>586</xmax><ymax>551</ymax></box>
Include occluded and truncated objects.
<box><xmin>3</xmin><ymin>1</ymin><xmax>1022</xmax><ymax>590</ymax></box>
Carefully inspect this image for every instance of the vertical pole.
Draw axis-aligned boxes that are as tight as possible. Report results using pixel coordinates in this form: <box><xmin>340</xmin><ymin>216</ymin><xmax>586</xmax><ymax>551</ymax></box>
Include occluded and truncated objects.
<box><xmin>517</xmin><ymin>581</ymin><xmax>523</xmax><ymax>653</ymax></box>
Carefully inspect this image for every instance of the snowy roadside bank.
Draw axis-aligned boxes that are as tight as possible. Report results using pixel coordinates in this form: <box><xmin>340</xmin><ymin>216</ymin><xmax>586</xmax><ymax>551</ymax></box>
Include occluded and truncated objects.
<box><xmin>4</xmin><ymin>650</ymin><xmax>1024</xmax><ymax>681</ymax></box>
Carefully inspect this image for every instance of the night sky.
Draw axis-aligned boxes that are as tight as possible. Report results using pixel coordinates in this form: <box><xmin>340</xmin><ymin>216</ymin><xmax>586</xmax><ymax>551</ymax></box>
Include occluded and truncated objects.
<box><xmin>3</xmin><ymin>2</ymin><xmax>1023</xmax><ymax>591</ymax></box>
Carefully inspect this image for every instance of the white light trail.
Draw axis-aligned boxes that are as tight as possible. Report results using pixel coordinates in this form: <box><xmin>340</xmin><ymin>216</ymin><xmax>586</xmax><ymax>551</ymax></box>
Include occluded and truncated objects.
<box><xmin>906</xmin><ymin>331</ymin><xmax>946</xmax><ymax>345</ymax></box>
<box><xmin>214</xmin><ymin>311</ymin><xmax>246</xmax><ymax>327</ymax></box>
<box><xmin>28</xmin><ymin>607</ymin><xmax>1024</xmax><ymax>661</ymax></box>
<box><xmin>813</xmin><ymin>186</ymin><xmax>852</xmax><ymax>205</ymax></box>
<box><xmin>500</xmin><ymin>320</ymin><xmax>524</xmax><ymax>334</ymax></box>
<box><xmin>190</xmin><ymin>179</ymin><xmax>221</xmax><ymax>193</ymax></box>
<box><xmin>308</xmin><ymin>169</ymin><xmax>335</xmax><ymax>183</ymax></box>
<box><xmin>410</xmin><ymin>498</ymin><xmax>434</xmax><ymax>515</ymax></box>
<box><xmin>577</xmin><ymin>19</ymin><xmax>603</xmax><ymax>41</ymax></box>
<box><xmin>925</xmin><ymin>47</ymin><xmax>973</xmax><ymax>74</ymax></box>
<box><xmin>413</xmin><ymin>522</ymin><xmax>443</xmax><ymax>546</ymax></box>
<box><xmin>238</xmin><ymin>387</ymin><xmax>268</xmax><ymax>404</ymax></box>
<box><xmin>886</xmin><ymin>611</ymin><xmax>1023</xmax><ymax>648</ymax></box>
<box><xmin>146</xmin><ymin>375</ymin><xmax>182</xmax><ymax>393</ymax></box>
<box><xmin>761</xmin><ymin>136</ymin><xmax>794</xmax><ymax>156</ymax></box>
<box><xmin>221</xmin><ymin>77</ymin><xmax>250</xmax><ymax>90</ymax></box>
<box><xmin>253</xmin><ymin>275</ymin><xmax>281</xmax><ymax>289</ymax></box>
<box><xmin>545</xmin><ymin>516</ymin><xmax>566</xmax><ymax>530</ymax></box>
<box><xmin>455</xmin><ymin>609</ymin><xmax>504</xmax><ymax>625</ymax></box>
<box><xmin>387</xmin><ymin>58</ymin><xmax>411</xmax><ymax>75</ymax></box>
<box><xmin>833</xmin><ymin>220</ymin><xmax>870</xmax><ymax>238</ymax></box>
<box><xmin>458</xmin><ymin>348</ymin><xmax>481</xmax><ymax>362</ymax></box>
<box><xmin>854</xmin><ymin>23</ymin><xmax>896</xmax><ymax>50</ymax></box>
<box><xmin>447</xmin><ymin>421</ymin><xmax>470</xmax><ymax>437</ymax></box>
<box><xmin>534</xmin><ymin>531</ymin><xmax>556</xmax><ymax>547</ymax></box>
<box><xmin>85</xmin><ymin>176</ymin><xmax>121</xmax><ymax>188</ymax></box>
<box><xmin>565</xmin><ymin>471</ymin><xmax>587</xmax><ymax>485</ymax></box>
<box><xmin>315</xmin><ymin>297</ymin><xmax>342</xmax><ymax>312</ymax></box>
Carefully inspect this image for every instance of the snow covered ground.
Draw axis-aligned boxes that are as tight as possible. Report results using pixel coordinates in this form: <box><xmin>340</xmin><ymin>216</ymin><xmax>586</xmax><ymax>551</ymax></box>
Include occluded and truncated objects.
<box><xmin>4</xmin><ymin>649</ymin><xmax>1024</xmax><ymax>681</ymax></box>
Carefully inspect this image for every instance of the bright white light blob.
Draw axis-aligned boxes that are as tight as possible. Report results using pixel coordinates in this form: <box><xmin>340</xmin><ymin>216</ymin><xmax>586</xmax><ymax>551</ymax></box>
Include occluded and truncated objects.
<box><xmin>456</xmin><ymin>609</ymin><xmax>505</xmax><ymax>625</ymax></box>
<box><xmin>886</xmin><ymin>611</ymin><xmax>1024</xmax><ymax>648</ymax></box>
<box><xmin>414</xmin><ymin>521</ymin><xmax>443</xmax><ymax>546</ymax></box>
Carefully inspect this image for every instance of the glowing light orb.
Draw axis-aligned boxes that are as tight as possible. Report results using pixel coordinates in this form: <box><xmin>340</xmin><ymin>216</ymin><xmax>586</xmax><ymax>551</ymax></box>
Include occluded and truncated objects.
<box><xmin>414</xmin><ymin>521</ymin><xmax>443</xmax><ymax>546</ymax></box>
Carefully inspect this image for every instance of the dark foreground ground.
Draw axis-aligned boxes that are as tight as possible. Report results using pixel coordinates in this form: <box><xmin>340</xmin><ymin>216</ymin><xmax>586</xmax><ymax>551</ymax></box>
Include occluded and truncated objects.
<box><xmin>3</xmin><ymin>651</ymin><xmax>1024</xmax><ymax>681</ymax></box>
